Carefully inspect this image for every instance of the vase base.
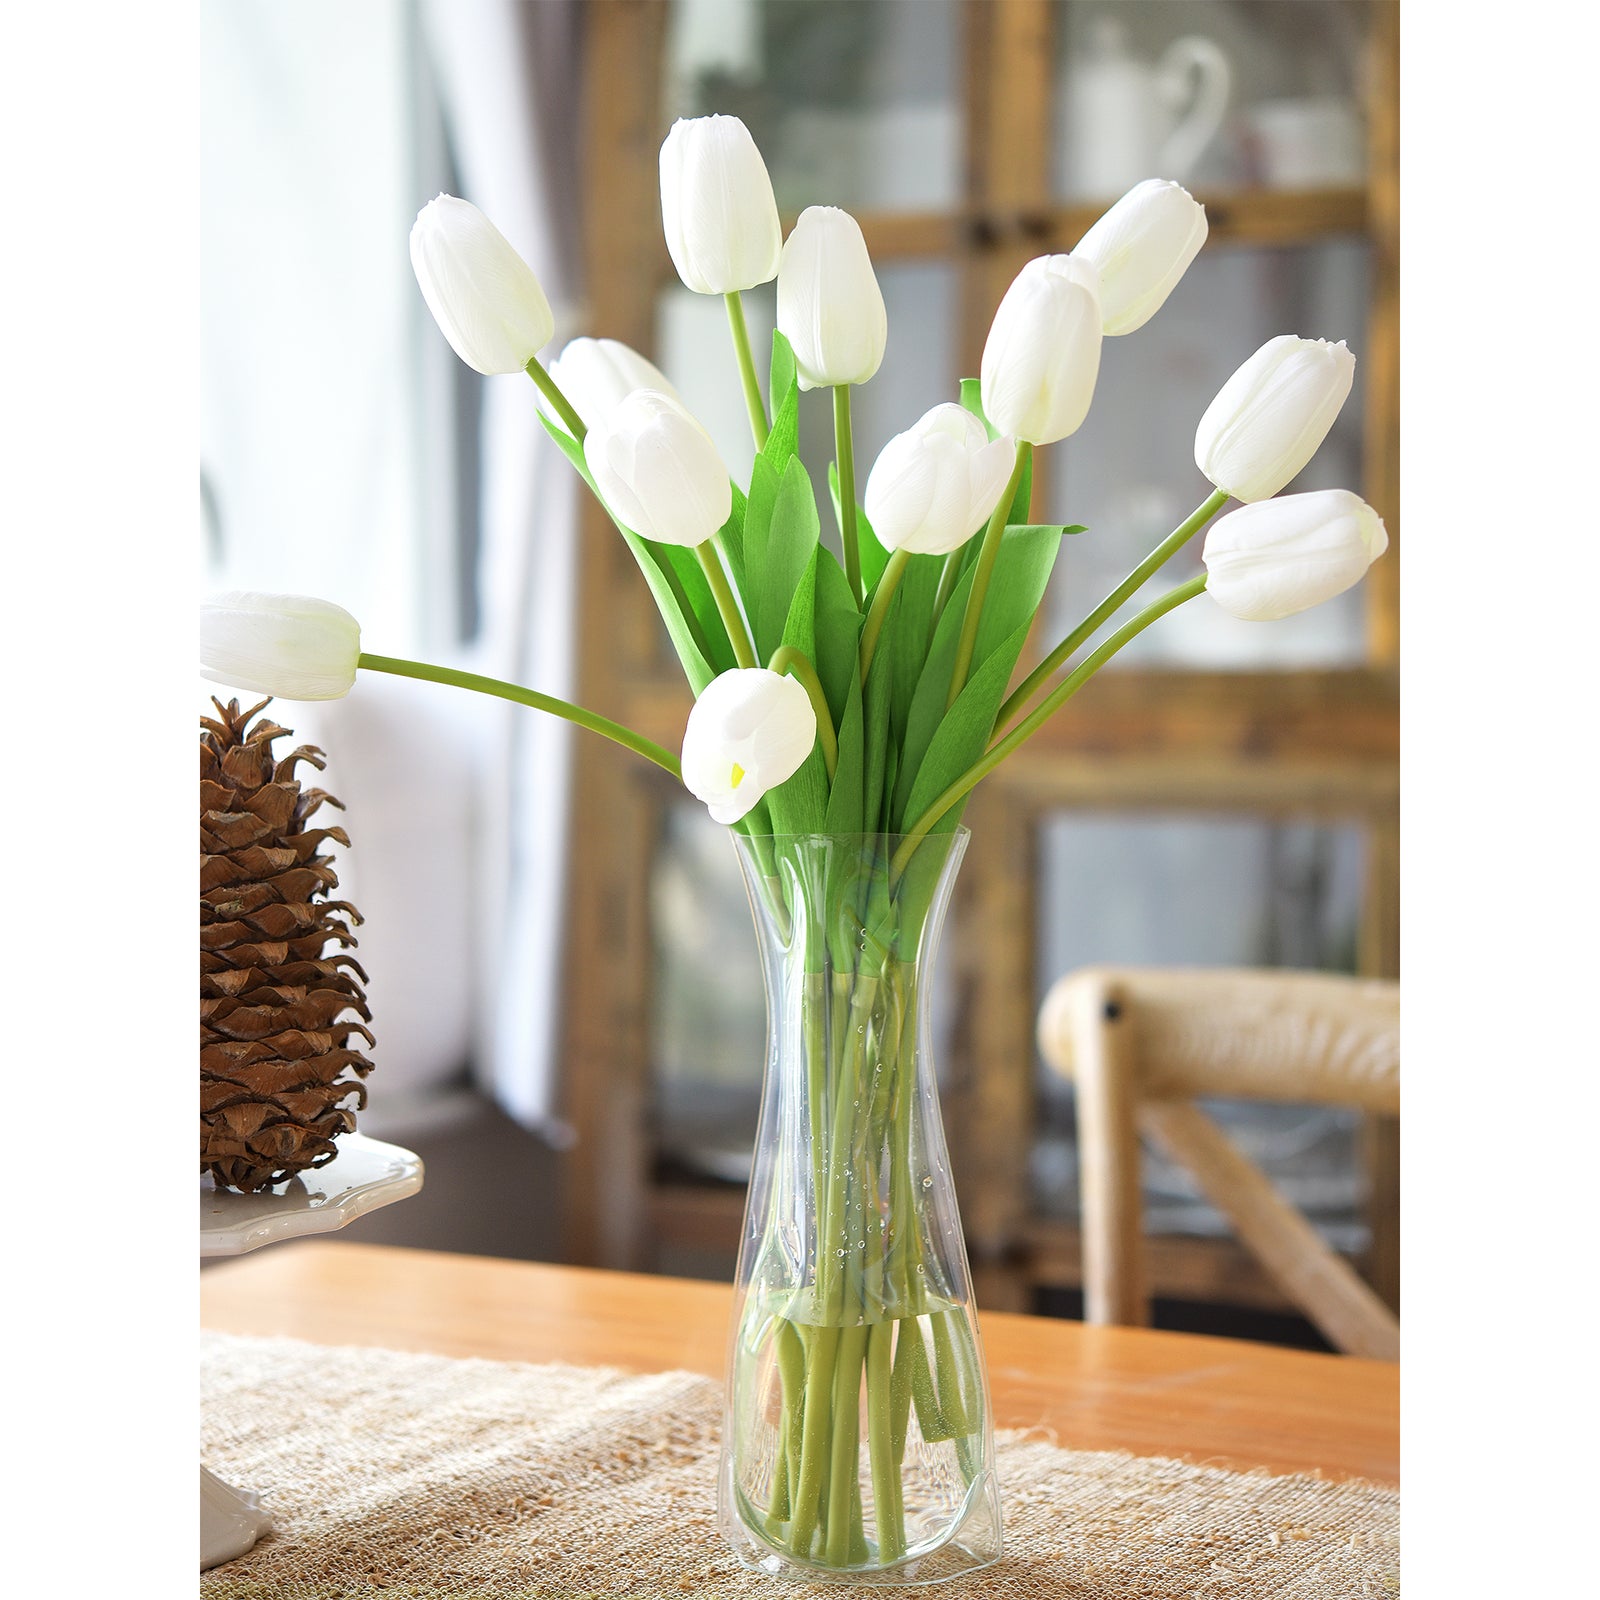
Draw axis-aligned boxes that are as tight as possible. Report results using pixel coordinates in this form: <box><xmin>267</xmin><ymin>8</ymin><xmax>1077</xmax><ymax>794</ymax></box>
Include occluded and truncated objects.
<box><xmin>723</xmin><ymin>1469</ymin><xmax>1002</xmax><ymax>1587</ymax></box>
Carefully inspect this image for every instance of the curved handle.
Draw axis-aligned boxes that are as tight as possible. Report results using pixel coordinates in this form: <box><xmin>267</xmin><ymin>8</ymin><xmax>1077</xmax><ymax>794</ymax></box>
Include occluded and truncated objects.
<box><xmin>1155</xmin><ymin>36</ymin><xmax>1232</xmax><ymax>181</ymax></box>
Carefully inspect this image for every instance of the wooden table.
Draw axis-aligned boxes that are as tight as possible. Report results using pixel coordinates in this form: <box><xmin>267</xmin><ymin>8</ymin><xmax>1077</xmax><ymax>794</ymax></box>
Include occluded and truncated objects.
<box><xmin>202</xmin><ymin>1242</ymin><xmax>1398</xmax><ymax>1484</ymax></box>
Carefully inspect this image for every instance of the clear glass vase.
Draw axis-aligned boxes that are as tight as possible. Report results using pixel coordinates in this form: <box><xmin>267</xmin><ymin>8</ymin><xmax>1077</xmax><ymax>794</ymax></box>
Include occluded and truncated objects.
<box><xmin>718</xmin><ymin>830</ymin><xmax>1001</xmax><ymax>1584</ymax></box>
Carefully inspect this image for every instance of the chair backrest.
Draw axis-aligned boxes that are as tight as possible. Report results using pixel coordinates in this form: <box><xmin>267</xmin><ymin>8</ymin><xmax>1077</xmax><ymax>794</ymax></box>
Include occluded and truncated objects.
<box><xmin>1037</xmin><ymin>965</ymin><xmax>1399</xmax><ymax>1361</ymax></box>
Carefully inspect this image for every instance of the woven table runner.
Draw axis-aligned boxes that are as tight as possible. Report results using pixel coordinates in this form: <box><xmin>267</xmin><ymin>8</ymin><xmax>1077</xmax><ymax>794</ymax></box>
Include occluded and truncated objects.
<box><xmin>200</xmin><ymin>1332</ymin><xmax>1397</xmax><ymax>1599</ymax></box>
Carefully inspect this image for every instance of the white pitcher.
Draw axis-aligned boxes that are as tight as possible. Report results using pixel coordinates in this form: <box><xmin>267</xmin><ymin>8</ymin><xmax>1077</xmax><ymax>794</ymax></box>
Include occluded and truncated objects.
<box><xmin>1062</xmin><ymin>16</ymin><xmax>1232</xmax><ymax>200</ymax></box>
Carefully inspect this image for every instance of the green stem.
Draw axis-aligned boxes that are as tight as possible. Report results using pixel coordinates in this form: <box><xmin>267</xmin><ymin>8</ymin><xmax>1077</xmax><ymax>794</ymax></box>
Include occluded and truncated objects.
<box><xmin>889</xmin><ymin>1319</ymin><xmax>916</xmax><ymax>1465</ymax></box>
<box><xmin>768</xmin><ymin>646</ymin><xmax>838</xmax><ymax>781</ymax></box>
<box><xmin>357</xmin><ymin>653</ymin><xmax>680</xmax><ymax>777</ymax></box>
<box><xmin>858</xmin><ymin>548</ymin><xmax>910</xmax><ymax>683</ymax></box>
<box><xmin>771</xmin><ymin>1317</ymin><xmax>806</xmax><ymax>1530</ymax></box>
<box><xmin>996</xmin><ymin>487</ymin><xmax>1228</xmax><ymax>730</ymax></box>
<box><xmin>929</xmin><ymin>1310</ymin><xmax>972</xmax><ymax>1439</ymax></box>
<box><xmin>695</xmin><ymin>540</ymin><xmax>758</xmax><ymax>669</ymax></box>
<box><xmin>945</xmin><ymin>441</ymin><xmax>1031</xmax><ymax>710</ymax></box>
<box><xmin>834</xmin><ymin>385</ymin><xmax>864</xmax><ymax>608</ymax></box>
<box><xmin>893</xmin><ymin>574</ymin><xmax>1208</xmax><ymax>877</ymax></box>
<box><xmin>826</xmin><ymin>1325</ymin><xmax>868</xmax><ymax>1567</ymax></box>
<box><xmin>790</xmin><ymin>1325</ymin><xmax>839</xmax><ymax>1557</ymax></box>
<box><xmin>725</xmin><ymin>291</ymin><xmax>770</xmax><ymax>452</ymax></box>
<box><xmin>524</xmin><ymin>356</ymin><xmax>586</xmax><ymax>442</ymax></box>
<box><xmin>866</xmin><ymin>1321</ymin><xmax>905</xmax><ymax>1563</ymax></box>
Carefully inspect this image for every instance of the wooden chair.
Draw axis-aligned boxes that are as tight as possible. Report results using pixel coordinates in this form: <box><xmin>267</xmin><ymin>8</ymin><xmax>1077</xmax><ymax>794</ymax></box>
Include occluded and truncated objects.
<box><xmin>1037</xmin><ymin>966</ymin><xmax>1399</xmax><ymax>1361</ymax></box>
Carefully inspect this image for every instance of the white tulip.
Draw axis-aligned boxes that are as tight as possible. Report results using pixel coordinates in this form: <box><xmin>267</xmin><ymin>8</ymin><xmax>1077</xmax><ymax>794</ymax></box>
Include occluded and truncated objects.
<box><xmin>409</xmin><ymin>194</ymin><xmax>554</xmax><ymax>376</ymax></box>
<box><xmin>776</xmin><ymin>207</ymin><xmax>888</xmax><ymax>391</ymax></box>
<box><xmin>1203</xmin><ymin>489</ymin><xmax>1388</xmax><ymax>621</ymax></box>
<box><xmin>863</xmin><ymin>404</ymin><xmax>1018</xmax><ymax>557</ymax></box>
<box><xmin>1195</xmin><ymin>335</ymin><xmax>1356</xmax><ymax>503</ymax></box>
<box><xmin>979</xmin><ymin>254</ymin><xmax>1103</xmax><ymax>445</ymax></box>
<box><xmin>200</xmin><ymin>592</ymin><xmax>361</xmax><ymax>701</ymax></box>
<box><xmin>681</xmin><ymin>668</ymin><xmax>817</xmax><ymax>824</ymax></box>
<box><xmin>660</xmin><ymin>115</ymin><xmax>783</xmax><ymax>296</ymax></box>
<box><xmin>543</xmin><ymin>337</ymin><xmax>682</xmax><ymax>432</ymax></box>
<box><xmin>584</xmin><ymin>389</ymin><xmax>732</xmax><ymax>547</ymax></box>
<box><xmin>1074</xmin><ymin>179</ymin><xmax>1208</xmax><ymax>336</ymax></box>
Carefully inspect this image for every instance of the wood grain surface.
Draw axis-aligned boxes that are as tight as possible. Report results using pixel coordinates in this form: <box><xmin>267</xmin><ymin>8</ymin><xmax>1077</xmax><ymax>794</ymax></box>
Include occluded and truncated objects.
<box><xmin>202</xmin><ymin>1243</ymin><xmax>1398</xmax><ymax>1484</ymax></box>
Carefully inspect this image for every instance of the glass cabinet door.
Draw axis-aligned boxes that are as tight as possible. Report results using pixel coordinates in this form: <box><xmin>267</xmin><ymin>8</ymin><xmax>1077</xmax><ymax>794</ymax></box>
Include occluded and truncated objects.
<box><xmin>663</xmin><ymin>0</ymin><xmax>963</xmax><ymax>214</ymax></box>
<box><xmin>1051</xmin><ymin>1</ymin><xmax>1372</xmax><ymax>202</ymax></box>
<box><xmin>628</xmin><ymin>0</ymin><xmax>1396</xmax><ymax>1307</ymax></box>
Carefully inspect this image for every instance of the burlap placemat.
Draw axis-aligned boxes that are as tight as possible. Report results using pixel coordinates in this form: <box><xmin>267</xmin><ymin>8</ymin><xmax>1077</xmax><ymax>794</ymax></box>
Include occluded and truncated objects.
<box><xmin>201</xmin><ymin>1331</ymin><xmax>1397</xmax><ymax>1599</ymax></box>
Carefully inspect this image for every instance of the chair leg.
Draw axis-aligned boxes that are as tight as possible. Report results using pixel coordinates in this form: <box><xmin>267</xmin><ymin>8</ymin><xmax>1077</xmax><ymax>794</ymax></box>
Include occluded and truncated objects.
<box><xmin>1069</xmin><ymin>976</ymin><xmax>1147</xmax><ymax>1327</ymax></box>
<box><xmin>1140</xmin><ymin>1099</ymin><xmax>1401</xmax><ymax>1361</ymax></box>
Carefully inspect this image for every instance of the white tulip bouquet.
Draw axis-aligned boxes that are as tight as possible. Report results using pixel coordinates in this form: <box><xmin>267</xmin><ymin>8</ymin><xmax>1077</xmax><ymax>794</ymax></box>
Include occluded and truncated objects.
<box><xmin>200</xmin><ymin>114</ymin><xmax>1387</xmax><ymax>1581</ymax></box>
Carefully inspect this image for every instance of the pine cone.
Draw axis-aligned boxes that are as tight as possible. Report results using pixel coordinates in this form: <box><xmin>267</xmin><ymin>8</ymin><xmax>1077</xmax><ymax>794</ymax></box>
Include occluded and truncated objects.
<box><xmin>201</xmin><ymin>697</ymin><xmax>374</xmax><ymax>1191</ymax></box>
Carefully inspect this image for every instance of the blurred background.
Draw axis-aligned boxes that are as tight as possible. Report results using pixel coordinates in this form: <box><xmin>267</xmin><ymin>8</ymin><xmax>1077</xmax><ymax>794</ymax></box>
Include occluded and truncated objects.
<box><xmin>202</xmin><ymin>0</ymin><xmax>1398</xmax><ymax>1350</ymax></box>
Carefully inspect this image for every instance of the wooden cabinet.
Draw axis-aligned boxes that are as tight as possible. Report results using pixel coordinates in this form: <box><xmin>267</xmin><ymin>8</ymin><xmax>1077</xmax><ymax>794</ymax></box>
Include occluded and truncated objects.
<box><xmin>563</xmin><ymin>0</ymin><xmax>1398</xmax><ymax>1321</ymax></box>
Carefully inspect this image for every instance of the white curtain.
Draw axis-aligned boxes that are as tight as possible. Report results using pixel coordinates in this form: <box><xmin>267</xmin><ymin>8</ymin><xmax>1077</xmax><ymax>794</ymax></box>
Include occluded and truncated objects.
<box><xmin>422</xmin><ymin>0</ymin><xmax>583</xmax><ymax>1132</ymax></box>
<box><xmin>202</xmin><ymin>0</ymin><xmax>582</xmax><ymax>1133</ymax></box>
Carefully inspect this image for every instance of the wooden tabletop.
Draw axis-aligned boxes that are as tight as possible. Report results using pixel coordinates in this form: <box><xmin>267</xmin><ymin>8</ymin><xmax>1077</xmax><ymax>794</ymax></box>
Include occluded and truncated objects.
<box><xmin>202</xmin><ymin>1241</ymin><xmax>1398</xmax><ymax>1484</ymax></box>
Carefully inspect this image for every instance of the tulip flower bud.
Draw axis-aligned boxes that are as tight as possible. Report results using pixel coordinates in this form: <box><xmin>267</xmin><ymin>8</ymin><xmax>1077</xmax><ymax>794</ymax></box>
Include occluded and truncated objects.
<box><xmin>543</xmin><ymin>337</ymin><xmax>682</xmax><ymax>433</ymax></box>
<box><xmin>200</xmin><ymin>592</ymin><xmax>362</xmax><ymax>701</ymax></box>
<box><xmin>863</xmin><ymin>404</ymin><xmax>1018</xmax><ymax>557</ymax></box>
<box><xmin>979</xmin><ymin>254</ymin><xmax>1103</xmax><ymax>445</ymax></box>
<box><xmin>1074</xmin><ymin>179</ymin><xmax>1208</xmax><ymax>336</ymax></box>
<box><xmin>1195</xmin><ymin>335</ymin><xmax>1356</xmax><ymax>503</ymax></box>
<box><xmin>681</xmin><ymin>667</ymin><xmax>817</xmax><ymax>824</ymax></box>
<box><xmin>776</xmin><ymin>207</ymin><xmax>888</xmax><ymax>391</ymax></box>
<box><xmin>584</xmin><ymin>389</ymin><xmax>733</xmax><ymax>548</ymax></box>
<box><xmin>660</xmin><ymin>115</ymin><xmax>783</xmax><ymax>296</ymax></box>
<box><xmin>1202</xmin><ymin>489</ymin><xmax>1388</xmax><ymax>621</ymax></box>
<box><xmin>409</xmin><ymin>194</ymin><xmax>554</xmax><ymax>376</ymax></box>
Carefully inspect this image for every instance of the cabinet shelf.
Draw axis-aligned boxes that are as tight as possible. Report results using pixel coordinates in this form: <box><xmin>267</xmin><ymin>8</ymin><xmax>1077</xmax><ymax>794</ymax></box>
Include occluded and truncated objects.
<box><xmin>846</xmin><ymin>185</ymin><xmax>1370</xmax><ymax>263</ymax></box>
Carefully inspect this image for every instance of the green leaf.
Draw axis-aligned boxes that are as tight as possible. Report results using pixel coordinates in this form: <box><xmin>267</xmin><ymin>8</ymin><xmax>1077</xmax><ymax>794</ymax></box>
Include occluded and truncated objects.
<box><xmin>537</xmin><ymin>410</ymin><xmax>593</xmax><ymax>481</ymax></box>
<box><xmin>741</xmin><ymin>453</ymin><xmax>779</xmax><ymax>630</ymax></box>
<box><xmin>720</xmin><ymin>480</ymin><xmax>750</xmax><ymax>598</ymax></box>
<box><xmin>752</xmin><ymin>456</ymin><xmax>821</xmax><ymax>663</ymax></box>
<box><xmin>861</xmin><ymin>603</ymin><xmax>897</xmax><ymax>833</ymax></box>
<box><xmin>758</xmin><ymin>539</ymin><xmax>834</xmax><ymax>837</ymax></box>
<box><xmin>890</xmin><ymin>522</ymin><xmax>1063</xmax><ymax>826</ymax></box>
<box><xmin>780</xmin><ymin>546</ymin><xmax>819</xmax><ymax>650</ymax></box>
<box><xmin>879</xmin><ymin>552</ymin><xmax>945</xmax><ymax>744</ymax></box>
<box><xmin>763</xmin><ymin>741</ymin><xmax>829</xmax><ymax>836</ymax></box>
<box><xmin>899</xmin><ymin>619</ymin><xmax>1034</xmax><ymax>833</ymax></box>
<box><xmin>654</xmin><ymin>542</ymin><xmax>737</xmax><ymax>675</ymax></box>
<box><xmin>878</xmin><ymin>742</ymin><xmax>899</xmax><ymax>835</ymax></box>
<box><xmin>538</xmin><ymin>413</ymin><xmax>718</xmax><ymax>692</ymax></box>
<box><xmin>813</xmin><ymin>547</ymin><xmax>862</xmax><ymax>726</ymax></box>
<box><xmin>770</xmin><ymin>330</ymin><xmax>797</xmax><ymax>424</ymax></box>
<box><xmin>823</xmin><ymin>669</ymin><xmax>866</xmax><ymax>838</ymax></box>
<box><xmin>764</xmin><ymin>331</ymin><xmax>800</xmax><ymax>471</ymax></box>
<box><xmin>828</xmin><ymin>460</ymin><xmax>890</xmax><ymax>594</ymax></box>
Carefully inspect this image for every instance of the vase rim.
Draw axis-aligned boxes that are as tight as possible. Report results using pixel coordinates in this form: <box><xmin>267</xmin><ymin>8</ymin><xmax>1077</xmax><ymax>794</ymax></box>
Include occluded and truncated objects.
<box><xmin>730</xmin><ymin>826</ymin><xmax>972</xmax><ymax>845</ymax></box>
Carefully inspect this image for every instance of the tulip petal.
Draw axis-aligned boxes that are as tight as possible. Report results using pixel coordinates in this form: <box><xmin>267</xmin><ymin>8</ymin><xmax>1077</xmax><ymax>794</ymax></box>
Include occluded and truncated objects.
<box><xmin>681</xmin><ymin>668</ymin><xmax>817</xmax><ymax>824</ymax></box>
<box><xmin>200</xmin><ymin>592</ymin><xmax>362</xmax><ymax>701</ymax></box>
<box><xmin>1203</xmin><ymin>489</ymin><xmax>1387</xmax><ymax>620</ymax></box>
<box><xmin>409</xmin><ymin>195</ymin><xmax>553</xmax><ymax>375</ymax></box>
<box><xmin>1075</xmin><ymin>179</ymin><xmax>1208</xmax><ymax>336</ymax></box>
<box><xmin>1196</xmin><ymin>336</ymin><xmax>1356</xmax><ymax>502</ymax></box>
